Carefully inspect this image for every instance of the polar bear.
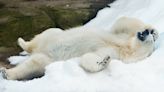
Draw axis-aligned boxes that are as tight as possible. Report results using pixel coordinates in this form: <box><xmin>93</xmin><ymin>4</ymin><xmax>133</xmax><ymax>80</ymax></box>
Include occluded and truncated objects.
<box><xmin>0</xmin><ymin>17</ymin><xmax>158</xmax><ymax>80</ymax></box>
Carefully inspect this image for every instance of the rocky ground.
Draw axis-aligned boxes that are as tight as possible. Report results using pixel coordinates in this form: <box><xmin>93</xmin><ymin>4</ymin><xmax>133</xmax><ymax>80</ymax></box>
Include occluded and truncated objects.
<box><xmin>0</xmin><ymin>0</ymin><xmax>115</xmax><ymax>68</ymax></box>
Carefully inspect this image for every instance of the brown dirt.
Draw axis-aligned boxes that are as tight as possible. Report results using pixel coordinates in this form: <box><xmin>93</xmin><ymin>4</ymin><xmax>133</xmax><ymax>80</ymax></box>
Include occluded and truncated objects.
<box><xmin>0</xmin><ymin>47</ymin><xmax>17</xmax><ymax>68</ymax></box>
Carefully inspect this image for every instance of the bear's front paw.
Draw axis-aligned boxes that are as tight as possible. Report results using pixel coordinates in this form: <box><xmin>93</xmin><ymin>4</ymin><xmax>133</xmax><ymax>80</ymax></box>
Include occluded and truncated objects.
<box><xmin>97</xmin><ymin>56</ymin><xmax>110</xmax><ymax>67</ymax></box>
<box><xmin>0</xmin><ymin>67</ymin><xmax>8</xmax><ymax>79</ymax></box>
<box><xmin>80</xmin><ymin>54</ymin><xmax>111</xmax><ymax>73</ymax></box>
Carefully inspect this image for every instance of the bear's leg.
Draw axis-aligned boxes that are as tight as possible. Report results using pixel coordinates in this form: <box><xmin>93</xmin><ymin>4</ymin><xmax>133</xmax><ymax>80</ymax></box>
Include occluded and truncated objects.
<box><xmin>18</xmin><ymin>37</ymin><xmax>30</xmax><ymax>52</ymax></box>
<box><xmin>0</xmin><ymin>53</ymin><xmax>52</xmax><ymax>80</ymax></box>
<box><xmin>80</xmin><ymin>53</ymin><xmax>111</xmax><ymax>72</ymax></box>
<box><xmin>18</xmin><ymin>28</ymin><xmax>63</xmax><ymax>53</ymax></box>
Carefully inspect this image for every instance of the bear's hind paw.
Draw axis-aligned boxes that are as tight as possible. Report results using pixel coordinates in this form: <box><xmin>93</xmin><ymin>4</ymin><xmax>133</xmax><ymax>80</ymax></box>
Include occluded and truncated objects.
<box><xmin>0</xmin><ymin>68</ymin><xmax>8</xmax><ymax>79</ymax></box>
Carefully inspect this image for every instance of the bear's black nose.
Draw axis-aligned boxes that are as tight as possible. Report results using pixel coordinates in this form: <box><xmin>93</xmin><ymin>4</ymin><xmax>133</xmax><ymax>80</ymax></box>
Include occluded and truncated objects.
<box><xmin>137</xmin><ymin>32</ymin><xmax>145</xmax><ymax>41</ymax></box>
<box><xmin>137</xmin><ymin>29</ymin><xmax>150</xmax><ymax>41</ymax></box>
<box><xmin>142</xmin><ymin>29</ymin><xmax>149</xmax><ymax>35</ymax></box>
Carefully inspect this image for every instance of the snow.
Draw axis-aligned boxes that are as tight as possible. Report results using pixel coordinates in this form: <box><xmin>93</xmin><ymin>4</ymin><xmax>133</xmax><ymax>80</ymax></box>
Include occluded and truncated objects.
<box><xmin>1</xmin><ymin>0</ymin><xmax>164</xmax><ymax>92</ymax></box>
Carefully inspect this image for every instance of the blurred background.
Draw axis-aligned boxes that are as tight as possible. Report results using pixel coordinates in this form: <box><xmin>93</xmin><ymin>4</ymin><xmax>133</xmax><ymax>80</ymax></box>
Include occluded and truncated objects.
<box><xmin>0</xmin><ymin>0</ymin><xmax>115</xmax><ymax>68</ymax></box>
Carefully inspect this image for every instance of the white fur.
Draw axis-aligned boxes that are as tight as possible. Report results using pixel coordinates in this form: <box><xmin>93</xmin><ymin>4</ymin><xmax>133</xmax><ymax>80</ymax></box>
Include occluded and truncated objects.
<box><xmin>0</xmin><ymin>17</ymin><xmax>158</xmax><ymax>80</ymax></box>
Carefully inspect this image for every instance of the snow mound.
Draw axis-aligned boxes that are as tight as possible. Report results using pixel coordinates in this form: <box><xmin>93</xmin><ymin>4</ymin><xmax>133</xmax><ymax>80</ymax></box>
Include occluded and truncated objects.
<box><xmin>1</xmin><ymin>0</ymin><xmax>164</xmax><ymax>92</ymax></box>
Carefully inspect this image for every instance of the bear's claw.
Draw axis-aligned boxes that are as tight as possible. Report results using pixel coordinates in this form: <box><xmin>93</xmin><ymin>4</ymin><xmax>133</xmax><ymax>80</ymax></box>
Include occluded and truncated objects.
<box><xmin>97</xmin><ymin>56</ymin><xmax>111</xmax><ymax>66</ymax></box>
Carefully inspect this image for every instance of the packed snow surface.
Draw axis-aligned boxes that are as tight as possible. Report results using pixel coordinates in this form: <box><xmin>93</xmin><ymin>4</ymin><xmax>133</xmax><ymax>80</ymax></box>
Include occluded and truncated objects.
<box><xmin>1</xmin><ymin>0</ymin><xmax>164</xmax><ymax>92</ymax></box>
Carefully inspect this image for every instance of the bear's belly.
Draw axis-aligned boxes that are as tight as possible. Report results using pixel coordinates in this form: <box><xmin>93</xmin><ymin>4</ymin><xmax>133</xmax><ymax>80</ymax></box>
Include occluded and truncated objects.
<box><xmin>45</xmin><ymin>37</ymin><xmax>106</xmax><ymax>61</ymax></box>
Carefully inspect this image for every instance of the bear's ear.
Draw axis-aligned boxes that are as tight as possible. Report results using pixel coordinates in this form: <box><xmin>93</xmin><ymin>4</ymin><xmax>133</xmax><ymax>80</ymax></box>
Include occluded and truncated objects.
<box><xmin>117</xmin><ymin>16</ymin><xmax>129</xmax><ymax>20</ymax></box>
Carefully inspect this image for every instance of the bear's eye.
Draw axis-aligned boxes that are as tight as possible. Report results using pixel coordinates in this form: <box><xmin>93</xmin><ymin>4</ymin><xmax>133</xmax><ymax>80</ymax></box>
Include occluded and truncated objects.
<box><xmin>151</xmin><ymin>29</ymin><xmax>154</xmax><ymax>34</ymax></box>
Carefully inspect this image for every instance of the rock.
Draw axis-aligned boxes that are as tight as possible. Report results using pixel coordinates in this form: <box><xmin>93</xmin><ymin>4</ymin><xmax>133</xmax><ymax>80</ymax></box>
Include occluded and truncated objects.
<box><xmin>0</xmin><ymin>0</ymin><xmax>115</xmax><ymax>67</ymax></box>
